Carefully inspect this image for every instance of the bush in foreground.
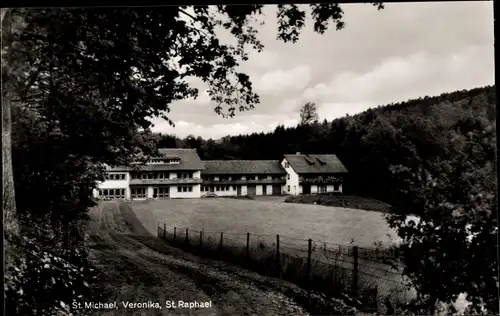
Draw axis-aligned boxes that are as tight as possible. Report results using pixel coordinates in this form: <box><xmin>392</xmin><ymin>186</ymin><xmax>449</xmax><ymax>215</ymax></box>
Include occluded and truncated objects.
<box><xmin>5</xmin><ymin>235</ymin><xmax>99</xmax><ymax>316</ymax></box>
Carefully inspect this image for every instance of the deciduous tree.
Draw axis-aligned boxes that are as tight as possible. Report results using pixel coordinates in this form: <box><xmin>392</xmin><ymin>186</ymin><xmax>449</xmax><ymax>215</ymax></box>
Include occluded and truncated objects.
<box><xmin>300</xmin><ymin>101</ymin><xmax>320</xmax><ymax>125</ymax></box>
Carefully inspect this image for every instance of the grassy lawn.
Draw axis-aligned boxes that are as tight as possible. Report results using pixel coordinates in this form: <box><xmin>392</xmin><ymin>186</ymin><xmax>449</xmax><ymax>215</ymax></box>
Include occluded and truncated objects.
<box><xmin>128</xmin><ymin>199</ymin><xmax>419</xmax><ymax>312</ymax></box>
<box><xmin>284</xmin><ymin>194</ymin><xmax>393</xmax><ymax>214</ymax></box>
<box><xmin>129</xmin><ymin>198</ymin><xmax>400</xmax><ymax>248</ymax></box>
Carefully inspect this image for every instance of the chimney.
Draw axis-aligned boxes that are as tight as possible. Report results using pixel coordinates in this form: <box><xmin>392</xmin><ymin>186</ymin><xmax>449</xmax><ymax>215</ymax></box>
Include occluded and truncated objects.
<box><xmin>296</xmin><ymin>152</ymin><xmax>301</xmax><ymax>155</ymax></box>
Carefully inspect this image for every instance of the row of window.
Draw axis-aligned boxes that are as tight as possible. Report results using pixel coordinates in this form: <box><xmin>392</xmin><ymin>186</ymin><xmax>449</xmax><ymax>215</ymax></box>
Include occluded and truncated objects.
<box><xmin>99</xmin><ymin>183</ymin><xmax>340</xmax><ymax>199</ymax></box>
<box><xmin>154</xmin><ymin>187</ymin><xmax>170</xmax><ymax>198</ymax></box>
<box><xmin>107</xmin><ymin>173</ymin><xmax>126</xmax><ymax>180</ymax></box>
<box><xmin>130</xmin><ymin>185</ymin><xmax>194</xmax><ymax>197</ymax></box>
<box><xmin>130</xmin><ymin>172</ymin><xmax>193</xmax><ymax>180</ymax></box>
<box><xmin>98</xmin><ymin>184</ymin><xmax>196</xmax><ymax>200</ymax></box>
<box><xmin>131</xmin><ymin>187</ymin><xmax>147</xmax><ymax>199</ymax></box>
<box><xmin>178</xmin><ymin>185</ymin><xmax>193</xmax><ymax>193</ymax></box>
<box><xmin>107</xmin><ymin>172</ymin><xmax>288</xmax><ymax>182</ymax></box>
<box><xmin>285</xmin><ymin>184</ymin><xmax>340</xmax><ymax>192</ymax></box>
<box><xmin>99</xmin><ymin>188</ymin><xmax>126</xmax><ymax>199</ymax></box>
<box><xmin>146</xmin><ymin>158</ymin><xmax>180</xmax><ymax>164</ymax></box>
<box><xmin>201</xmin><ymin>185</ymin><xmax>236</xmax><ymax>192</ymax></box>
<box><xmin>202</xmin><ymin>175</ymin><xmax>284</xmax><ymax>181</ymax></box>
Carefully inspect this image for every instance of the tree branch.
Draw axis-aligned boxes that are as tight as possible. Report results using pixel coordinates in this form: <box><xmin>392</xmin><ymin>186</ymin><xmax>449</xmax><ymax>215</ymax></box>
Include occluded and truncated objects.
<box><xmin>178</xmin><ymin>8</ymin><xmax>210</xmax><ymax>38</ymax></box>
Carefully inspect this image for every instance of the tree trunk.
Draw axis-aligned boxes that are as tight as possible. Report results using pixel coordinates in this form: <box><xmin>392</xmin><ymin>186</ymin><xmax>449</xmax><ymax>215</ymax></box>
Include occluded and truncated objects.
<box><xmin>2</xmin><ymin>91</ymin><xmax>19</xmax><ymax>240</ymax></box>
<box><xmin>2</xmin><ymin>8</ymin><xmax>20</xmax><ymax>253</ymax></box>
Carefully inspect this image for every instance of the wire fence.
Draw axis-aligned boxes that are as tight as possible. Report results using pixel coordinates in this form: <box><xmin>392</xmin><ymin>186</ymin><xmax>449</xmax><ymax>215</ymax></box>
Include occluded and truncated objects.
<box><xmin>157</xmin><ymin>222</ymin><xmax>415</xmax><ymax>313</ymax></box>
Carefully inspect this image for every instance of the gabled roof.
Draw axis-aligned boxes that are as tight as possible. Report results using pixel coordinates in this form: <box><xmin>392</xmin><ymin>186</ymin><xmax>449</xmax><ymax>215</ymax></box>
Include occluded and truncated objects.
<box><xmin>108</xmin><ymin>148</ymin><xmax>204</xmax><ymax>172</ymax></box>
<box><xmin>201</xmin><ymin>160</ymin><xmax>286</xmax><ymax>175</ymax></box>
<box><xmin>283</xmin><ymin>153</ymin><xmax>348</xmax><ymax>174</ymax></box>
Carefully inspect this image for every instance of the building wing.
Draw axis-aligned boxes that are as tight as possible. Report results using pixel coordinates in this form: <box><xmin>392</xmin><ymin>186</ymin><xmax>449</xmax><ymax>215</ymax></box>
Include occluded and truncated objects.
<box><xmin>201</xmin><ymin>160</ymin><xmax>286</xmax><ymax>175</ymax></box>
<box><xmin>283</xmin><ymin>153</ymin><xmax>348</xmax><ymax>174</ymax></box>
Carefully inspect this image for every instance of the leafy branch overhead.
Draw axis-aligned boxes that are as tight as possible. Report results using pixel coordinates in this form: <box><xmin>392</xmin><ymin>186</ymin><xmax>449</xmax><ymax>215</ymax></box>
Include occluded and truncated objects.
<box><xmin>3</xmin><ymin>4</ymin><xmax>383</xmax><ymax>166</ymax></box>
<box><xmin>5</xmin><ymin>4</ymin><xmax>384</xmax><ymax>119</ymax></box>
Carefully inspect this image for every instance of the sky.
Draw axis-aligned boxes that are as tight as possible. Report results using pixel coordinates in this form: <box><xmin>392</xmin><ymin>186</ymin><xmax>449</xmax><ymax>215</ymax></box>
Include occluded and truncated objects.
<box><xmin>149</xmin><ymin>2</ymin><xmax>494</xmax><ymax>139</ymax></box>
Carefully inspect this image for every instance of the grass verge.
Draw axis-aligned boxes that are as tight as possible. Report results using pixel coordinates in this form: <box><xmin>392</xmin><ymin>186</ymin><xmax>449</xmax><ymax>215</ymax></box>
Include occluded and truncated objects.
<box><xmin>157</xmin><ymin>225</ymin><xmax>411</xmax><ymax>314</ymax></box>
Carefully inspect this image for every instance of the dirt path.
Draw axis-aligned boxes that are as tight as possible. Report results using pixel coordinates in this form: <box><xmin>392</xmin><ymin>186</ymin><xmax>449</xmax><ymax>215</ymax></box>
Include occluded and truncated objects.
<box><xmin>86</xmin><ymin>201</ymin><xmax>309</xmax><ymax>316</ymax></box>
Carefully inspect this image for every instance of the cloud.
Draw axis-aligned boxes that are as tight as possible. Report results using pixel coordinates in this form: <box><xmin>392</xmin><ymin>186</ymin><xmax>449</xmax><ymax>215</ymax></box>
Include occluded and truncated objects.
<box><xmin>150</xmin><ymin>120</ymin><xmax>268</xmax><ymax>139</ymax></box>
<box><xmin>150</xmin><ymin>2</ymin><xmax>493</xmax><ymax>139</ymax></box>
<box><xmin>303</xmin><ymin>46</ymin><xmax>494</xmax><ymax>108</ymax></box>
<box><xmin>253</xmin><ymin>65</ymin><xmax>312</xmax><ymax>95</ymax></box>
<box><xmin>244</xmin><ymin>50</ymin><xmax>280</xmax><ymax>71</ymax></box>
<box><xmin>276</xmin><ymin>98</ymin><xmax>301</xmax><ymax>112</ymax></box>
<box><xmin>282</xmin><ymin>118</ymin><xmax>299</xmax><ymax>127</ymax></box>
<box><xmin>150</xmin><ymin>112</ymin><xmax>302</xmax><ymax>139</ymax></box>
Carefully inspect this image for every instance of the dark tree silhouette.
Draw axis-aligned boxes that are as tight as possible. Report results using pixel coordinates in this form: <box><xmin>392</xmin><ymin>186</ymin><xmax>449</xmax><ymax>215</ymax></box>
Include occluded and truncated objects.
<box><xmin>299</xmin><ymin>101</ymin><xmax>320</xmax><ymax>125</ymax></box>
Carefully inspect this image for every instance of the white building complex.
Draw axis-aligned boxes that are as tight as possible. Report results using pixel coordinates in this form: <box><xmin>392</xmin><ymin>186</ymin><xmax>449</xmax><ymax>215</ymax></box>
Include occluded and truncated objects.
<box><xmin>93</xmin><ymin>149</ymin><xmax>348</xmax><ymax>200</ymax></box>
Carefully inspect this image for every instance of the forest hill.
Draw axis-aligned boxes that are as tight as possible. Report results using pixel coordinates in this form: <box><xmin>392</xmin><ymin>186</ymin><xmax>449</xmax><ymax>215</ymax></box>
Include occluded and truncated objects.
<box><xmin>151</xmin><ymin>85</ymin><xmax>496</xmax><ymax>217</ymax></box>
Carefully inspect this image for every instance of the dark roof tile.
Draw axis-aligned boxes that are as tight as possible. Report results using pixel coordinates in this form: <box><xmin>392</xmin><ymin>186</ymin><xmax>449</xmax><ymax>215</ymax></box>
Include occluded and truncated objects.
<box><xmin>283</xmin><ymin>154</ymin><xmax>348</xmax><ymax>174</ymax></box>
<box><xmin>108</xmin><ymin>148</ymin><xmax>204</xmax><ymax>172</ymax></box>
<box><xmin>202</xmin><ymin>160</ymin><xmax>286</xmax><ymax>175</ymax></box>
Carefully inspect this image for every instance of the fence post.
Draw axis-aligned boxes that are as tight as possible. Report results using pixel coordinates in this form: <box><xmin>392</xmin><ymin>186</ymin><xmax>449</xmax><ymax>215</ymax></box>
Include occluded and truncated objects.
<box><xmin>246</xmin><ymin>232</ymin><xmax>250</xmax><ymax>259</ymax></box>
<box><xmin>185</xmin><ymin>228</ymin><xmax>189</xmax><ymax>244</ymax></box>
<box><xmin>276</xmin><ymin>234</ymin><xmax>281</xmax><ymax>278</ymax></box>
<box><xmin>163</xmin><ymin>223</ymin><xmax>166</xmax><ymax>239</ymax></box>
<box><xmin>307</xmin><ymin>239</ymin><xmax>312</xmax><ymax>289</ymax></box>
<box><xmin>199</xmin><ymin>230</ymin><xmax>203</xmax><ymax>252</ymax></box>
<box><xmin>329</xmin><ymin>268</ymin><xmax>335</xmax><ymax>295</ymax></box>
<box><xmin>334</xmin><ymin>255</ymin><xmax>338</xmax><ymax>286</ymax></box>
<box><xmin>352</xmin><ymin>246</ymin><xmax>359</xmax><ymax>299</ymax></box>
<box><xmin>219</xmin><ymin>232</ymin><xmax>223</xmax><ymax>250</ymax></box>
<box><xmin>157</xmin><ymin>222</ymin><xmax>160</xmax><ymax>238</ymax></box>
<box><xmin>173</xmin><ymin>227</ymin><xmax>176</xmax><ymax>242</ymax></box>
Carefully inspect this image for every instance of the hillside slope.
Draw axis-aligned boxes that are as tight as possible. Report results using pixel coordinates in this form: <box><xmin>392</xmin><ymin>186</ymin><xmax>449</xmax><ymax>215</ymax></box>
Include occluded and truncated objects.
<box><xmin>158</xmin><ymin>85</ymin><xmax>496</xmax><ymax>213</ymax></box>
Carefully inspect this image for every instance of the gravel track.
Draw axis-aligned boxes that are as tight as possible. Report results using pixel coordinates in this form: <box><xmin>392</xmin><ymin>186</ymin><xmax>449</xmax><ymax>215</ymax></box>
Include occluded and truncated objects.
<box><xmin>86</xmin><ymin>201</ymin><xmax>310</xmax><ymax>316</ymax></box>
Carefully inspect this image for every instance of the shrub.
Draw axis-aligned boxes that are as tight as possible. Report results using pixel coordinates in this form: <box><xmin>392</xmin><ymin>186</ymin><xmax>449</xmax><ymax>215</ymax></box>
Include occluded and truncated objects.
<box><xmin>5</xmin><ymin>236</ymin><xmax>99</xmax><ymax>316</ymax></box>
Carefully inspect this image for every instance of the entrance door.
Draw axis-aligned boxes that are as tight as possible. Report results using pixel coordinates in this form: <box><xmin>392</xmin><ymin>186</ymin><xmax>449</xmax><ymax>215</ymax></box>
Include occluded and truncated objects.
<box><xmin>237</xmin><ymin>186</ymin><xmax>242</xmax><ymax>196</ymax></box>
<box><xmin>272</xmin><ymin>185</ymin><xmax>281</xmax><ymax>195</ymax></box>
<box><xmin>303</xmin><ymin>184</ymin><xmax>311</xmax><ymax>194</ymax></box>
<box><xmin>262</xmin><ymin>185</ymin><xmax>267</xmax><ymax>195</ymax></box>
<box><xmin>130</xmin><ymin>187</ymin><xmax>147</xmax><ymax>199</ymax></box>
<box><xmin>247</xmin><ymin>185</ymin><xmax>256</xmax><ymax>196</ymax></box>
<box><xmin>318</xmin><ymin>185</ymin><xmax>327</xmax><ymax>194</ymax></box>
<box><xmin>153</xmin><ymin>187</ymin><xmax>170</xmax><ymax>198</ymax></box>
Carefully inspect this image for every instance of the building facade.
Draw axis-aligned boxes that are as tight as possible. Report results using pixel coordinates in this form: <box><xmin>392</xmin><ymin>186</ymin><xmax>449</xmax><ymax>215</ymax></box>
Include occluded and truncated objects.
<box><xmin>94</xmin><ymin>148</ymin><xmax>204</xmax><ymax>200</ymax></box>
<box><xmin>282</xmin><ymin>152</ymin><xmax>348</xmax><ymax>196</ymax></box>
<box><xmin>94</xmin><ymin>149</ymin><xmax>348</xmax><ymax>200</ymax></box>
<box><xmin>201</xmin><ymin>160</ymin><xmax>287</xmax><ymax>197</ymax></box>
